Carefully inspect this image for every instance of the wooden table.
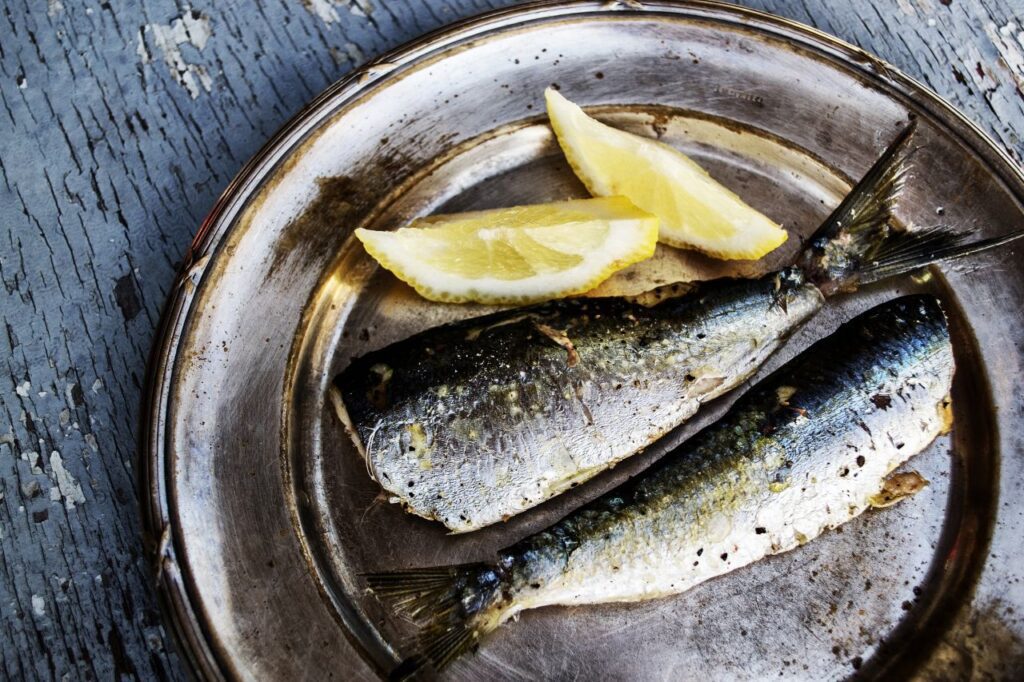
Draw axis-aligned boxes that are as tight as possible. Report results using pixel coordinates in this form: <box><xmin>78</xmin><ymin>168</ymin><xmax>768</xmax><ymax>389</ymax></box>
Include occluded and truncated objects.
<box><xmin>2</xmin><ymin>1</ymin><xmax>1022</xmax><ymax>678</ymax></box>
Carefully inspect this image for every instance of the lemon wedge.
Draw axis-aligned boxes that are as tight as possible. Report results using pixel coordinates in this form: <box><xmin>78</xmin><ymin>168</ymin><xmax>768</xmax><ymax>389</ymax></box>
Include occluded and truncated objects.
<box><xmin>546</xmin><ymin>88</ymin><xmax>787</xmax><ymax>260</ymax></box>
<box><xmin>355</xmin><ymin>197</ymin><xmax>658</xmax><ymax>304</ymax></box>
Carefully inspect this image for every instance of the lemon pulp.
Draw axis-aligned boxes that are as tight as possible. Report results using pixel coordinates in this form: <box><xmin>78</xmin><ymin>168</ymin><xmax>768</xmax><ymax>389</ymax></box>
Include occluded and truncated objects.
<box><xmin>546</xmin><ymin>88</ymin><xmax>787</xmax><ymax>260</ymax></box>
<box><xmin>355</xmin><ymin>196</ymin><xmax>658</xmax><ymax>304</ymax></box>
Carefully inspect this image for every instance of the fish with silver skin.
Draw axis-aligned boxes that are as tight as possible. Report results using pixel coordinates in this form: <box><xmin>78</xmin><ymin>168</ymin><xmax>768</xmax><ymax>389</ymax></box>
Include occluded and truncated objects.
<box><xmin>367</xmin><ymin>294</ymin><xmax>955</xmax><ymax>674</ymax></box>
<box><xmin>336</xmin><ymin>273</ymin><xmax>822</xmax><ymax>531</ymax></box>
<box><xmin>334</xmin><ymin>122</ymin><xmax>1017</xmax><ymax>532</ymax></box>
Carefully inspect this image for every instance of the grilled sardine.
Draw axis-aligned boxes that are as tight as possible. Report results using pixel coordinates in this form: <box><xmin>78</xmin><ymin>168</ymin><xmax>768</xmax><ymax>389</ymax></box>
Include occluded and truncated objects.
<box><xmin>368</xmin><ymin>294</ymin><xmax>955</xmax><ymax>674</ymax></box>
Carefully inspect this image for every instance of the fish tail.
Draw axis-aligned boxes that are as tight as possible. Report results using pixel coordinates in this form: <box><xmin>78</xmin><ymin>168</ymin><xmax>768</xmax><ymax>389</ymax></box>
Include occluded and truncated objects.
<box><xmin>849</xmin><ymin>225</ymin><xmax>1024</xmax><ymax>286</ymax></box>
<box><xmin>797</xmin><ymin>120</ymin><xmax>1024</xmax><ymax>294</ymax></box>
<box><xmin>365</xmin><ymin>563</ymin><xmax>507</xmax><ymax>678</ymax></box>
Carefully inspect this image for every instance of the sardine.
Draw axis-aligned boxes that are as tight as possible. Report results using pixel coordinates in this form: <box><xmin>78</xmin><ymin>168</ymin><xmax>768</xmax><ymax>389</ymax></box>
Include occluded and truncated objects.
<box><xmin>334</xmin><ymin>123</ymin><xmax>1018</xmax><ymax>532</ymax></box>
<box><xmin>367</xmin><ymin>294</ymin><xmax>955</xmax><ymax>674</ymax></box>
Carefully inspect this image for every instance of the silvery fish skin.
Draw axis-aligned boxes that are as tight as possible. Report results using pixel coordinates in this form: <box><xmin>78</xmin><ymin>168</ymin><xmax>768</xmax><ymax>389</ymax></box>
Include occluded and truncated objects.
<box><xmin>335</xmin><ymin>273</ymin><xmax>821</xmax><ymax>532</ymax></box>
<box><xmin>367</xmin><ymin>295</ymin><xmax>955</xmax><ymax>673</ymax></box>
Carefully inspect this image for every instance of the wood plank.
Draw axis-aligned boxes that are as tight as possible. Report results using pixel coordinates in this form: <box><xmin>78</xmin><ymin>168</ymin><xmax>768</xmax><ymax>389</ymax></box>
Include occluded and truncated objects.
<box><xmin>0</xmin><ymin>0</ymin><xmax>1020</xmax><ymax>678</ymax></box>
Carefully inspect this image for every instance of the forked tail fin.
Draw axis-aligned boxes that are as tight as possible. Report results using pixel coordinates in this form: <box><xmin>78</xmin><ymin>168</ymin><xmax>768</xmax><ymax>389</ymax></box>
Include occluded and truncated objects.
<box><xmin>852</xmin><ymin>225</ymin><xmax>1024</xmax><ymax>286</ymax></box>
<box><xmin>365</xmin><ymin>563</ymin><xmax>507</xmax><ymax>679</ymax></box>
<box><xmin>796</xmin><ymin>120</ymin><xmax>1024</xmax><ymax>293</ymax></box>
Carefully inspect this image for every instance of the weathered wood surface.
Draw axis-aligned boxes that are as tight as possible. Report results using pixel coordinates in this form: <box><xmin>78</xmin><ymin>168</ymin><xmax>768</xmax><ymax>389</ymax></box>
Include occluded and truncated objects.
<box><xmin>1</xmin><ymin>0</ymin><xmax>1022</xmax><ymax>679</ymax></box>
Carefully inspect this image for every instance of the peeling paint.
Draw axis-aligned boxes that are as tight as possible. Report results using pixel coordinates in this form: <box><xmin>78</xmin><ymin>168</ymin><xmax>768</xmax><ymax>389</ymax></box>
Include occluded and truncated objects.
<box><xmin>301</xmin><ymin>0</ymin><xmax>373</xmax><ymax>25</ymax></box>
<box><xmin>46</xmin><ymin>0</ymin><xmax>63</xmax><ymax>17</ymax></box>
<box><xmin>345</xmin><ymin>42</ymin><xmax>364</xmax><ymax>65</ymax></box>
<box><xmin>985</xmin><ymin>22</ymin><xmax>1024</xmax><ymax>92</ymax></box>
<box><xmin>959</xmin><ymin>42</ymin><xmax>999</xmax><ymax>92</ymax></box>
<box><xmin>137</xmin><ymin>6</ymin><xmax>214</xmax><ymax>99</ymax></box>
<box><xmin>91</xmin><ymin>378</ymin><xmax>103</xmax><ymax>393</ymax></box>
<box><xmin>328</xmin><ymin>40</ymin><xmax>366</xmax><ymax>67</ymax></box>
<box><xmin>50</xmin><ymin>451</ymin><xmax>86</xmax><ymax>509</ymax></box>
<box><xmin>15</xmin><ymin>380</ymin><xmax>30</xmax><ymax>397</ymax></box>
<box><xmin>31</xmin><ymin>594</ymin><xmax>45</xmax><ymax>617</ymax></box>
<box><xmin>84</xmin><ymin>433</ymin><xmax>98</xmax><ymax>452</ymax></box>
<box><xmin>21</xmin><ymin>450</ymin><xmax>43</xmax><ymax>475</ymax></box>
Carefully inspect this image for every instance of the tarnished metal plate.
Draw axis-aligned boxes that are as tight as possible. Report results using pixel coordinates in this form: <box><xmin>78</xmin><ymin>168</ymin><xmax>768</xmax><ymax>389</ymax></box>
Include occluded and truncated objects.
<box><xmin>142</xmin><ymin>2</ymin><xmax>1024</xmax><ymax>679</ymax></box>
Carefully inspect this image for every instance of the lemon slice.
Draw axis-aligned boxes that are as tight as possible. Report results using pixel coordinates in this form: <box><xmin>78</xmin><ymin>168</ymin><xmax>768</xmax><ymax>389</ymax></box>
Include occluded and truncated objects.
<box><xmin>355</xmin><ymin>197</ymin><xmax>658</xmax><ymax>304</ymax></box>
<box><xmin>546</xmin><ymin>88</ymin><xmax>787</xmax><ymax>260</ymax></box>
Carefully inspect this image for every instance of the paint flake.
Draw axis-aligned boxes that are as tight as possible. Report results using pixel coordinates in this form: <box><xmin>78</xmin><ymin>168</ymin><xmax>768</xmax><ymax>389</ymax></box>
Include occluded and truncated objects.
<box><xmin>985</xmin><ymin>22</ymin><xmax>1024</xmax><ymax>91</ymax></box>
<box><xmin>138</xmin><ymin>6</ymin><xmax>214</xmax><ymax>98</ymax></box>
<box><xmin>301</xmin><ymin>0</ymin><xmax>374</xmax><ymax>24</ymax></box>
<box><xmin>50</xmin><ymin>451</ymin><xmax>86</xmax><ymax>509</ymax></box>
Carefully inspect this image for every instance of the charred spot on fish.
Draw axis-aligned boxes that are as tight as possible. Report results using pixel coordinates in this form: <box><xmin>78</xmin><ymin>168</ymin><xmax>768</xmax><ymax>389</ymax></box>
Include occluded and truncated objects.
<box><xmin>684</xmin><ymin>374</ymin><xmax>696</xmax><ymax>382</ymax></box>
<box><xmin>856</xmin><ymin>455</ymin><xmax>866</xmax><ymax>467</ymax></box>
<box><xmin>533</xmin><ymin>321</ymin><xmax>580</xmax><ymax>366</ymax></box>
<box><xmin>696</xmin><ymin>548</ymin><xmax>703</xmax><ymax>556</ymax></box>
<box><xmin>696</xmin><ymin>332</ymin><xmax>706</xmax><ymax>339</ymax></box>
<box><xmin>755</xmin><ymin>527</ymin><xmax>767</xmax><ymax>535</ymax></box>
<box><xmin>530</xmin><ymin>583</ymin><xmax>540</xmax><ymax>589</ymax></box>
<box><xmin>785</xmin><ymin>405</ymin><xmax>808</xmax><ymax>418</ymax></box>
<box><xmin>407</xmin><ymin>480</ymin><xmax>415</xmax><ymax>487</ymax></box>
<box><xmin>839</xmin><ymin>467</ymin><xmax>850</xmax><ymax>477</ymax></box>
<box><xmin>720</xmin><ymin>552</ymin><xmax>729</xmax><ymax>561</ymax></box>
<box><xmin>870</xmin><ymin>471</ymin><xmax>928</xmax><ymax>507</ymax></box>
<box><xmin>871</xmin><ymin>394</ymin><xmax>893</xmax><ymax>410</ymax></box>
<box><xmin>365</xmin><ymin>363</ymin><xmax>394</xmax><ymax>410</ymax></box>
<box><xmin>851</xmin><ymin>657</ymin><xmax>863</xmax><ymax>670</ymax></box>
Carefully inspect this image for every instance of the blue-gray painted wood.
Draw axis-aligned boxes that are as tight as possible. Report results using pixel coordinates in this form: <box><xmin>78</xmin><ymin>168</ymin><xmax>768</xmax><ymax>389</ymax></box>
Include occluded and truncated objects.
<box><xmin>1</xmin><ymin>0</ymin><xmax>1021</xmax><ymax>679</ymax></box>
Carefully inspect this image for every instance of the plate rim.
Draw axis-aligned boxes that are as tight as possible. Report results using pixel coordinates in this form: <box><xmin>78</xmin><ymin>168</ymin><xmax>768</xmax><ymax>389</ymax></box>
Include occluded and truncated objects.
<box><xmin>139</xmin><ymin>1</ymin><xmax>1024</xmax><ymax>679</ymax></box>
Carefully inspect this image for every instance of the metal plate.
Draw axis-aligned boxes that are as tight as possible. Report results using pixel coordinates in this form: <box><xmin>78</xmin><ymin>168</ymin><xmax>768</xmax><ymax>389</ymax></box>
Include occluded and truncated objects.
<box><xmin>142</xmin><ymin>2</ymin><xmax>1024</xmax><ymax>679</ymax></box>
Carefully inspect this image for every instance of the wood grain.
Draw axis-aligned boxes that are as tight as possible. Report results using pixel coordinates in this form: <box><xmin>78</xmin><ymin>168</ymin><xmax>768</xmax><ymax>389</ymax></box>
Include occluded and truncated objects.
<box><xmin>0</xmin><ymin>0</ymin><xmax>1021</xmax><ymax>679</ymax></box>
